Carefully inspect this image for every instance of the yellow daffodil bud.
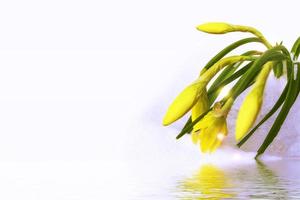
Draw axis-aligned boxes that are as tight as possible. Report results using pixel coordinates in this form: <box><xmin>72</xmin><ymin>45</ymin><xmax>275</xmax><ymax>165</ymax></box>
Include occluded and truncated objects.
<box><xmin>163</xmin><ymin>82</ymin><xmax>205</xmax><ymax>126</ymax></box>
<box><xmin>191</xmin><ymin>89</ymin><xmax>209</xmax><ymax>144</ymax></box>
<box><xmin>196</xmin><ymin>22</ymin><xmax>272</xmax><ymax>49</ymax></box>
<box><xmin>235</xmin><ymin>62</ymin><xmax>273</xmax><ymax>141</ymax></box>
<box><xmin>196</xmin><ymin>22</ymin><xmax>236</xmax><ymax>34</ymax></box>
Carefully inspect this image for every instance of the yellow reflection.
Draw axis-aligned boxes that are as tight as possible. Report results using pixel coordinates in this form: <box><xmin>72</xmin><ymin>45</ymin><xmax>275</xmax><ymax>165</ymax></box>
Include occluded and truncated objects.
<box><xmin>178</xmin><ymin>164</ymin><xmax>235</xmax><ymax>200</ymax></box>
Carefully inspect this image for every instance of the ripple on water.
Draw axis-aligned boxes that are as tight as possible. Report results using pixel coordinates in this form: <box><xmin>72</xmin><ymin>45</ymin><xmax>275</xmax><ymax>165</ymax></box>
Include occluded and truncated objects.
<box><xmin>174</xmin><ymin>160</ymin><xmax>300</xmax><ymax>200</ymax></box>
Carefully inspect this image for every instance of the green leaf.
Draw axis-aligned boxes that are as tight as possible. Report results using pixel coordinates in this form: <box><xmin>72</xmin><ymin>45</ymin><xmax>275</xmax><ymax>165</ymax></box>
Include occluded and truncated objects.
<box><xmin>294</xmin><ymin>63</ymin><xmax>300</xmax><ymax>97</ymax></box>
<box><xmin>200</xmin><ymin>37</ymin><xmax>262</xmax><ymax>74</ymax></box>
<box><xmin>291</xmin><ymin>37</ymin><xmax>300</xmax><ymax>59</ymax></box>
<box><xmin>231</xmin><ymin>47</ymin><xmax>286</xmax><ymax>99</ymax></box>
<box><xmin>272</xmin><ymin>61</ymin><xmax>283</xmax><ymax>78</ymax></box>
<box><xmin>255</xmin><ymin>59</ymin><xmax>298</xmax><ymax>158</ymax></box>
<box><xmin>180</xmin><ymin>116</ymin><xmax>192</xmax><ymax>134</ymax></box>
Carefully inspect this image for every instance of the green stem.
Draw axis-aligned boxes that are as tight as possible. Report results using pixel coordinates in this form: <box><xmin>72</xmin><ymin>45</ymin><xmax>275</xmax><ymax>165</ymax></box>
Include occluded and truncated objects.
<box><xmin>234</xmin><ymin>25</ymin><xmax>273</xmax><ymax>49</ymax></box>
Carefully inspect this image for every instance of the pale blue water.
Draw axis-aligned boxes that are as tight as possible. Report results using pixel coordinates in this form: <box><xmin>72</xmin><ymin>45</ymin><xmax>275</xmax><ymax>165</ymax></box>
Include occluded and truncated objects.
<box><xmin>176</xmin><ymin>160</ymin><xmax>300</xmax><ymax>199</ymax></box>
<box><xmin>130</xmin><ymin>159</ymin><xmax>300</xmax><ymax>200</ymax></box>
<box><xmin>1</xmin><ymin>159</ymin><xmax>299</xmax><ymax>199</ymax></box>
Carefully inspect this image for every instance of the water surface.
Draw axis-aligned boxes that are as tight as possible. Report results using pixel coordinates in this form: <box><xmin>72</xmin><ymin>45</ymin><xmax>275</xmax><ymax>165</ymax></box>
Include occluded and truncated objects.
<box><xmin>131</xmin><ymin>159</ymin><xmax>300</xmax><ymax>199</ymax></box>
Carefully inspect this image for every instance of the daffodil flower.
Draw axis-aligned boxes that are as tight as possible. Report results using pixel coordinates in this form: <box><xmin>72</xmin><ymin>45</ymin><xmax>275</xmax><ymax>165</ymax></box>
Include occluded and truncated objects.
<box><xmin>191</xmin><ymin>99</ymin><xmax>233</xmax><ymax>153</ymax></box>
<box><xmin>235</xmin><ymin>62</ymin><xmax>273</xmax><ymax>141</ymax></box>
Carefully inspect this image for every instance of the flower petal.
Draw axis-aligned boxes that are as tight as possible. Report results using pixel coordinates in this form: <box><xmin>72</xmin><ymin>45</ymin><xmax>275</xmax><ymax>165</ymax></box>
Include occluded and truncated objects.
<box><xmin>191</xmin><ymin>131</ymin><xmax>200</xmax><ymax>144</ymax></box>
<box><xmin>200</xmin><ymin>125</ymin><xmax>217</xmax><ymax>153</ymax></box>
<box><xmin>192</xmin><ymin>90</ymin><xmax>209</xmax><ymax>132</ymax></box>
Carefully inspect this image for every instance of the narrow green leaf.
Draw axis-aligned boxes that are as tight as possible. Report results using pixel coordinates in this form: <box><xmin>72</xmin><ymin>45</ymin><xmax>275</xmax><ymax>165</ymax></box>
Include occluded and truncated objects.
<box><xmin>294</xmin><ymin>63</ymin><xmax>300</xmax><ymax>97</ymax></box>
<box><xmin>231</xmin><ymin>47</ymin><xmax>286</xmax><ymax>99</ymax></box>
<box><xmin>180</xmin><ymin>117</ymin><xmax>192</xmax><ymax>133</ymax></box>
<box><xmin>272</xmin><ymin>61</ymin><xmax>283</xmax><ymax>78</ymax></box>
<box><xmin>291</xmin><ymin>37</ymin><xmax>300</xmax><ymax>59</ymax></box>
<box><xmin>200</xmin><ymin>37</ymin><xmax>262</xmax><ymax>74</ymax></box>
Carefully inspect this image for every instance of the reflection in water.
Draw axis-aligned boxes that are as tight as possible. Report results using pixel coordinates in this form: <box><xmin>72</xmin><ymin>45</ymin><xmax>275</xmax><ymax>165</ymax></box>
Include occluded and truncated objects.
<box><xmin>177</xmin><ymin>161</ymin><xmax>296</xmax><ymax>199</ymax></box>
<box><xmin>177</xmin><ymin>164</ymin><xmax>235</xmax><ymax>199</ymax></box>
<box><xmin>248</xmin><ymin>161</ymin><xmax>288</xmax><ymax>199</ymax></box>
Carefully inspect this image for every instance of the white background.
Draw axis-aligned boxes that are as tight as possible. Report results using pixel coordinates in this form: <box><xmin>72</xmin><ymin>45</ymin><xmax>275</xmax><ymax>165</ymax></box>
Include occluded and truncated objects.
<box><xmin>0</xmin><ymin>0</ymin><xmax>299</xmax><ymax>199</ymax></box>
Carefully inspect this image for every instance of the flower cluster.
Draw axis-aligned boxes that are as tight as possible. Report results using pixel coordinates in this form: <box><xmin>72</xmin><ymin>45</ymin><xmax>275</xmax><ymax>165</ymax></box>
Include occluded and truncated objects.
<box><xmin>163</xmin><ymin>22</ymin><xmax>300</xmax><ymax>157</ymax></box>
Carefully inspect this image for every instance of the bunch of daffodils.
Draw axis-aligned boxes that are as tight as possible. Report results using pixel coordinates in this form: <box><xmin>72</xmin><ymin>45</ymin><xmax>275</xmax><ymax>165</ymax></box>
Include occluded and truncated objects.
<box><xmin>163</xmin><ymin>22</ymin><xmax>300</xmax><ymax>158</ymax></box>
